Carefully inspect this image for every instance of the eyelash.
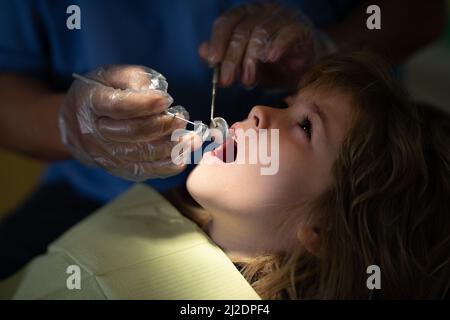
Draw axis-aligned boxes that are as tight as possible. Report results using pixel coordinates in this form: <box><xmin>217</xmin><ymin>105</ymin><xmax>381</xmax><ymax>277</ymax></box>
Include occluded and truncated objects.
<box><xmin>298</xmin><ymin>116</ymin><xmax>312</xmax><ymax>140</ymax></box>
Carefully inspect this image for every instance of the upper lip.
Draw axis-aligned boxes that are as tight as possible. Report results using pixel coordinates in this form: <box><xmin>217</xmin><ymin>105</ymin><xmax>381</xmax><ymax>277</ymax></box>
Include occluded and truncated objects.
<box><xmin>230</xmin><ymin>122</ymin><xmax>242</xmax><ymax>131</ymax></box>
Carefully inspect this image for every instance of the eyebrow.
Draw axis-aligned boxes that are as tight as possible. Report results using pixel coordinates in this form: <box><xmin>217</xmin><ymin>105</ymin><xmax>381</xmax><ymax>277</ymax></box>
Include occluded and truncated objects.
<box><xmin>312</xmin><ymin>102</ymin><xmax>329</xmax><ymax>140</ymax></box>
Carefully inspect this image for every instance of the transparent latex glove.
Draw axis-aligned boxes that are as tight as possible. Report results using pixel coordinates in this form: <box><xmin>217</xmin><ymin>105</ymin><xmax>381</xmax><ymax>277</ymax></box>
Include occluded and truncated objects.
<box><xmin>59</xmin><ymin>65</ymin><xmax>202</xmax><ymax>181</ymax></box>
<box><xmin>199</xmin><ymin>2</ymin><xmax>337</xmax><ymax>89</ymax></box>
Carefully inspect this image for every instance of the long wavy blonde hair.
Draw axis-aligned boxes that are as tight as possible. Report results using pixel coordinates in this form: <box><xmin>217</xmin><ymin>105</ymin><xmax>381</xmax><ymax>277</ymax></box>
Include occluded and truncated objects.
<box><xmin>164</xmin><ymin>52</ymin><xmax>450</xmax><ymax>299</ymax></box>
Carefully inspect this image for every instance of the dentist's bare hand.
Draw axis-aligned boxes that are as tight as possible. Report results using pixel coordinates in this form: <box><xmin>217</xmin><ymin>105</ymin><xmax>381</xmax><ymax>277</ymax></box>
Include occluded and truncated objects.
<box><xmin>59</xmin><ymin>65</ymin><xmax>202</xmax><ymax>181</ymax></box>
<box><xmin>199</xmin><ymin>2</ymin><xmax>336</xmax><ymax>89</ymax></box>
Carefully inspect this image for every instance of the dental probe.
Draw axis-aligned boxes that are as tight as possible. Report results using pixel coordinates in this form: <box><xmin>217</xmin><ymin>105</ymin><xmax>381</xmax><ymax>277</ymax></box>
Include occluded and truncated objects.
<box><xmin>210</xmin><ymin>66</ymin><xmax>219</xmax><ymax>128</ymax></box>
<box><xmin>71</xmin><ymin>73</ymin><xmax>197</xmax><ymax>126</ymax></box>
<box><xmin>208</xmin><ymin>66</ymin><xmax>230</xmax><ymax>141</ymax></box>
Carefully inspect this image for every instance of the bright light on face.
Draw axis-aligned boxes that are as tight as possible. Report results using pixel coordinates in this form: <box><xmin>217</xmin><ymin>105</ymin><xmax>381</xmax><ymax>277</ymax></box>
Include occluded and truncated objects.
<box><xmin>171</xmin><ymin>126</ymin><xmax>280</xmax><ymax>176</ymax></box>
<box><xmin>186</xmin><ymin>87</ymin><xmax>354</xmax><ymax>255</ymax></box>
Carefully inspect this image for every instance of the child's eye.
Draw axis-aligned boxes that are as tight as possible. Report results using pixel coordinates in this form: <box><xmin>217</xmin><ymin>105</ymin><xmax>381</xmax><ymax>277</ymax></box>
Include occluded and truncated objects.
<box><xmin>298</xmin><ymin>117</ymin><xmax>312</xmax><ymax>140</ymax></box>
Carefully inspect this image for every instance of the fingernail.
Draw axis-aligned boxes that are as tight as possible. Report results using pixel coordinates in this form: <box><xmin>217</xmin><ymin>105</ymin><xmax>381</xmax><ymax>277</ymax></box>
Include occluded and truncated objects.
<box><xmin>208</xmin><ymin>50</ymin><xmax>218</xmax><ymax>65</ymax></box>
<box><xmin>243</xmin><ymin>61</ymin><xmax>255</xmax><ymax>86</ymax></box>
<box><xmin>268</xmin><ymin>48</ymin><xmax>280</xmax><ymax>62</ymax></box>
<box><xmin>221</xmin><ymin>63</ymin><xmax>234</xmax><ymax>85</ymax></box>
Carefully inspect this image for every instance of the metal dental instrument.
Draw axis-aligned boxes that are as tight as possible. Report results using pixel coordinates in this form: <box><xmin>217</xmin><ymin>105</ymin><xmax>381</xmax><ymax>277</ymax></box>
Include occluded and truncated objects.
<box><xmin>210</xmin><ymin>66</ymin><xmax>219</xmax><ymax>128</ymax></box>
<box><xmin>209</xmin><ymin>66</ymin><xmax>229</xmax><ymax>141</ymax></box>
<box><xmin>72</xmin><ymin>73</ymin><xmax>197</xmax><ymax>126</ymax></box>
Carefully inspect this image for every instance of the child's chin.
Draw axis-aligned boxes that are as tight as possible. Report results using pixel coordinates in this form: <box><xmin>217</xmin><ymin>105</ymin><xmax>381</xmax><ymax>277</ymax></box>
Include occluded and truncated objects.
<box><xmin>186</xmin><ymin>170</ymin><xmax>196</xmax><ymax>196</ymax></box>
<box><xmin>186</xmin><ymin>167</ymin><xmax>219</xmax><ymax>207</ymax></box>
<box><xmin>186</xmin><ymin>168</ymin><xmax>206</xmax><ymax>202</ymax></box>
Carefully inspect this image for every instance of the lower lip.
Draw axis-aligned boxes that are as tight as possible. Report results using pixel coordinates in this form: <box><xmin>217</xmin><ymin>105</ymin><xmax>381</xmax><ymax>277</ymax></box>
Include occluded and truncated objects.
<box><xmin>202</xmin><ymin>150</ymin><xmax>225</xmax><ymax>164</ymax></box>
<box><xmin>211</xmin><ymin>144</ymin><xmax>223</xmax><ymax>159</ymax></box>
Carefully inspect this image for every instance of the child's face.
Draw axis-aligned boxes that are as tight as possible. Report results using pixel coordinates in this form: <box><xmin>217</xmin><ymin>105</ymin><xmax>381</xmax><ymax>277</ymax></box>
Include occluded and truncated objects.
<box><xmin>187</xmin><ymin>86</ymin><xmax>353</xmax><ymax>251</ymax></box>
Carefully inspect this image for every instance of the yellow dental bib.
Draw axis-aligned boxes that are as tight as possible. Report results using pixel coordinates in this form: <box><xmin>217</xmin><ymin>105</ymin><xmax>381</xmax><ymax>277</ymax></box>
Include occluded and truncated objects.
<box><xmin>0</xmin><ymin>184</ymin><xmax>260</xmax><ymax>300</ymax></box>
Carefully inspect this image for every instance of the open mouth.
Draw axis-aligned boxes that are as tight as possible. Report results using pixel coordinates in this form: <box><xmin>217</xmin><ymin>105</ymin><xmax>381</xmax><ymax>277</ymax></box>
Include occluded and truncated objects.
<box><xmin>211</xmin><ymin>130</ymin><xmax>238</xmax><ymax>163</ymax></box>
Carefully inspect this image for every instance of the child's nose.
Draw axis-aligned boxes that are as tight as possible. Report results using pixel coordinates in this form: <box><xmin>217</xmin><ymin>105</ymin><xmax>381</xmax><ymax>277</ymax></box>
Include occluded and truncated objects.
<box><xmin>249</xmin><ymin>106</ymin><xmax>271</xmax><ymax>129</ymax></box>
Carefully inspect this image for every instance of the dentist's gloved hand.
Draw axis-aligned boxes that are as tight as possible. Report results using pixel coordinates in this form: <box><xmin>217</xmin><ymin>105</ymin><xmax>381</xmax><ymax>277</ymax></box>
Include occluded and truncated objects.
<box><xmin>59</xmin><ymin>65</ymin><xmax>201</xmax><ymax>182</ymax></box>
<box><xmin>199</xmin><ymin>2</ymin><xmax>337</xmax><ymax>89</ymax></box>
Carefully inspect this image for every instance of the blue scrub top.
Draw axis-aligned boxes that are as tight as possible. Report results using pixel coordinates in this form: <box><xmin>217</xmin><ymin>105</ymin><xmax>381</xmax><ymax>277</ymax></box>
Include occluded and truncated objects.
<box><xmin>0</xmin><ymin>0</ymin><xmax>360</xmax><ymax>203</ymax></box>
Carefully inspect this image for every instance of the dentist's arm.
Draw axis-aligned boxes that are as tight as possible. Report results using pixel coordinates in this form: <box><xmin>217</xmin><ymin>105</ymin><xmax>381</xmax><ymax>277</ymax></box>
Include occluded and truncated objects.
<box><xmin>0</xmin><ymin>73</ymin><xmax>68</xmax><ymax>160</ymax></box>
<box><xmin>0</xmin><ymin>66</ymin><xmax>203</xmax><ymax>181</ymax></box>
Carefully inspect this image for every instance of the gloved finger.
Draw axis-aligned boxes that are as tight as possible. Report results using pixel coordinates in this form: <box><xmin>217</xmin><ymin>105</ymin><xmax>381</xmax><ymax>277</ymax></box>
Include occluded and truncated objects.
<box><xmin>239</xmin><ymin>26</ymin><xmax>267</xmax><ymax>87</ymax></box>
<box><xmin>90</xmin><ymin>87</ymin><xmax>173</xmax><ymax>119</ymax></box>
<box><xmin>105</xmin><ymin>130</ymin><xmax>203</xmax><ymax>163</ymax></box>
<box><xmin>90</xmin><ymin>65</ymin><xmax>169</xmax><ymax>92</ymax></box>
<box><xmin>241</xmin><ymin>12</ymin><xmax>294</xmax><ymax>86</ymax></box>
<box><xmin>198</xmin><ymin>42</ymin><xmax>211</xmax><ymax>62</ymax></box>
<box><xmin>84</xmin><ymin>142</ymin><xmax>189</xmax><ymax>181</ymax></box>
<box><xmin>265</xmin><ymin>23</ymin><xmax>310</xmax><ymax>63</ymax></box>
<box><xmin>109</xmin><ymin>159</ymin><xmax>187</xmax><ymax>182</ymax></box>
<box><xmin>175</xmin><ymin>130</ymin><xmax>205</xmax><ymax>154</ymax></box>
<box><xmin>220</xmin><ymin>15</ymin><xmax>264</xmax><ymax>86</ymax></box>
<box><xmin>244</xmin><ymin>8</ymin><xmax>295</xmax><ymax>63</ymax></box>
<box><xmin>95</xmin><ymin>112</ymin><xmax>187</xmax><ymax>143</ymax></box>
<box><xmin>207</xmin><ymin>5</ymin><xmax>248</xmax><ymax>65</ymax></box>
<box><xmin>105</xmin><ymin>138</ymin><xmax>179</xmax><ymax>162</ymax></box>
